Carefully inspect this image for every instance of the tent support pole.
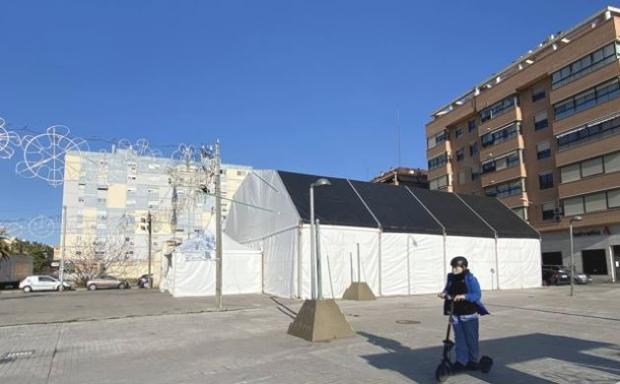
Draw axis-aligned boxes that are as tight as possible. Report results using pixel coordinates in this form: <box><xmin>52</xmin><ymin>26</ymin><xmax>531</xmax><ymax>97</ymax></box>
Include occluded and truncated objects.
<box><xmin>297</xmin><ymin>223</ymin><xmax>303</xmax><ymax>298</ymax></box>
<box><xmin>443</xmin><ymin>232</ymin><xmax>447</xmax><ymax>280</ymax></box>
<box><xmin>378</xmin><ymin>231</ymin><xmax>382</xmax><ymax>296</ymax></box>
<box><xmin>407</xmin><ymin>235</ymin><xmax>411</xmax><ymax>295</ymax></box>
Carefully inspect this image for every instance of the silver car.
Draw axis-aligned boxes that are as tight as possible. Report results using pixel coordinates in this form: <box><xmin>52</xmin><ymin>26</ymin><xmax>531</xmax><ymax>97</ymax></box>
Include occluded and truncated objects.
<box><xmin>19</xmin><ymin>275</ymin><xmax>72</xmax><ymax>293</ymax></box>
<box><xmin>86</xmin><ymin>275</ymin><xmax>130</xmax><ymax>290</ymax></box>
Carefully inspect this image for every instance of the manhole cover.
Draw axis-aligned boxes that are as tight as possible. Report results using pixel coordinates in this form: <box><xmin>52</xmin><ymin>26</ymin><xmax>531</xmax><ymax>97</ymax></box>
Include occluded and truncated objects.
<box><xmin>396</xmin><ymin>320</ymin><xmax>421</xmax><ymax>325</ymax></box>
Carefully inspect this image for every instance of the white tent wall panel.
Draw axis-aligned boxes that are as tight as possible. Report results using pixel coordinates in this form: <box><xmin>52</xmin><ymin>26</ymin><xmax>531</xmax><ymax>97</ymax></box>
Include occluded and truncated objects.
<box><xmin>261</xmin><ymin>228</ymin><xmax>298</xmax><ymax>298</ymax></box>
<box><xmin>497</xmin><ymin>238</ymin><xmax>542</xmax><ymax>289</ymax></box>
<box><xmin>304</xmin><ymin>224</ymin><xmax>380</xmax><ymax>299</ymax></box>
<box><xmin>446</xmin><ymin>236</ymin><xmax>497</xmax><ymax>291</ymax></box>
<box><xmin>380</xmin><ymin>233</ymin><xmax>446</xmax><ymax>296</ymax></box>
<box><xmin>225</xmin><ymin>170</ymin><xmax>300</xmax><ymax>243</ymax></box>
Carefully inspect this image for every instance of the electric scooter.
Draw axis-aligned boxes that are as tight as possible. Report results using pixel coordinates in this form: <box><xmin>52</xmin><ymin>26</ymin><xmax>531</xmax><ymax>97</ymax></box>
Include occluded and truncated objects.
<box><xmin>435</xmin><ymin>295</ymin><xmax>493</xmax><ymax>382</ymax></box>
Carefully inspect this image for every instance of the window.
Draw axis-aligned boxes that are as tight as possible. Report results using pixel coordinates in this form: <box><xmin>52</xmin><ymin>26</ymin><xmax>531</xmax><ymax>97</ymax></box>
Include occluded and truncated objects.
<box><xmin>429</xmin><ymin>175</ymin><xmax>449</xmax><ymax>190</ymax></box>
<box><xmin>480</xmin><ymin>95</ymin><xmax>517</xmax><ymax>123</ymax></box>
<box><xmin>455</xmin><ymin>148</ymin><xmax>465</xmax><ymax>161</ymax></box>
<box><xmin>484</xmin><ymin>179</ymin><xmax>523</xmax><ymax>198</ymax></box>
<box><xmin>469</xmin><ymin>142</ymin><xmax>479</xmax><ymax>156</ymax></box>
<box><xmin>481</xmin><ymin>150</ymin><xmax>520</xmax><ymax>174</ymax></box>
<box><xmin>542</xmin><ymin>201</ymin><xmax>556</xmax><ymax>221</ymax></box>
<box><xmin>534</xmin><ymin>111</ymin><xmax>548</xmax><ymax>130</ymax></box>
<box><xmin>557</xmin><ymin>114</ymin><xmax>620</xmax><ymax>150</ymax></box>
<box><xmin>455</xmin><ymin>127</ymin><xmax>463</xmax><ymax>138</ymax></box>
<box><xmin>604</xmin><ymin>152</ymin><xmax>620</xmax><ymax>173</ymax></box>
<box><xmin>553</xmin><ymin>78</ymin><xmax>620</xmax><ymax>120</ymax></box>
<box><xmin>560</xmin><ymin>163</ymin><xmax>581</xmax><ymax>183</ymax></box>
<box><xmin>581</xmin><ymin>157</ymin><xmax>603</xmax><ymax>177</ymax></box>
<box><xmin>481</xmin><ymin>122</ymin><xmax>520</xmax><ymax>147</ymax></box>
<box><xmin>471</xmin><ymin>166</ymin><xmax>480</xmax><ymax>181</ymax></box>
<box><xmin>428</xmin><ymin>153</ymin><xmax>448</xmax><ymax>170</ymax></box>
<box><xmin>532</xmin><ymin>87</ymin><xmax>546</xmax><ymax>102</ymax></box>
<box><xmin>538</xmin><ymin>172</ymin><xmax>554</xmax><ymax>190</ymax></box>
<box><xmin>551</xmin><ymin>42</ymin><xmax>620</xmax><ymax>88</ymax></box>
<box><xmin>585</xmin><ymin>192</ymin><xmax>607</xmax><ymax>212</ymax></box>
<box><xmin>468</xmin><ymin>119</ymin><xmax>476</xmax><ymax>133</ymax></box>
<box><xmin>563</xmin><ymin>196</ymin><xmax>584</xmax><ymax>216</ymax></box>
<box><xmin>427</xmin><ymin>131</ymin><xmax>447</xmax><ymax>149</ymax></box>
<box><xmin>537</xmin><ymin>141</ymin><xmax>551</xmax><ymax>160</ymax></box>
<box><xmin>458</xmin><ymin>171</ymin><xmax>466</xmax><ymax>185</ymax></box>
<box><xmin>608</xmin><ymin>189</ymin><xmax>620</xmax><ymax>208</ymax></box>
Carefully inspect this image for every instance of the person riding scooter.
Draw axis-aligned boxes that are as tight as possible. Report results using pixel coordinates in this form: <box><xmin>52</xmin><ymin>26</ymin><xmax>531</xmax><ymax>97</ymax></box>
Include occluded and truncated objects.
<box><xmin>437</xmin><ymin>256</ymin><xmax>489</xmax><ymax>371</ymax></box>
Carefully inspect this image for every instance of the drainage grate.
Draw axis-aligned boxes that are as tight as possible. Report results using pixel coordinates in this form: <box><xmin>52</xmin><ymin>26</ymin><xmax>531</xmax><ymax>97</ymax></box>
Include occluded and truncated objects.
<box><xmin>395</xmin><ymin>320</ymin><xmax>421</xmax><ymax>325</ymax></box>
<box><xmin>1</xmin><ymin>350</ymin><xmax>35</xmax><ymax>363</ymax></box>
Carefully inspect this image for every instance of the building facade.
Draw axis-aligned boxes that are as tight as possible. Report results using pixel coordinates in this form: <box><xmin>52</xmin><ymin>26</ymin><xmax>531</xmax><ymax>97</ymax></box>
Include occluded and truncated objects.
<box><xmin>425</xmin><ymin>7</ymin><xmax>620</xmax><ymax>282</ymax></box>
<box><xmin>60</xmin><ymin>148</ymin><xmax>251</xmax><ymax>282</ymax></box>
<box><xmin>371</xmin><ymin>167</ymin><xmax>429</xmax><ymax>188</ymax></box>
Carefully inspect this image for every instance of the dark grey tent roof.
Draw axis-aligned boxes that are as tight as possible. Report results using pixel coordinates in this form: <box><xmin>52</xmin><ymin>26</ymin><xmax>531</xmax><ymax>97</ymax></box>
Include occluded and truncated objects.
<box><xmin>457</xmin><ymin>193</ymin><xmax>540</xmax><ymax>239</ymax></box>
<box><xmin>276</xmin><ymin>170</ymin><xmax>539</xmax><ymax>239</ymax></box>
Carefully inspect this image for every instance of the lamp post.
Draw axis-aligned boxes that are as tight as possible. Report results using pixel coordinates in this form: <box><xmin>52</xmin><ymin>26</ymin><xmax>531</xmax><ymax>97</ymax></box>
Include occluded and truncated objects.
<box><xmin>569</xmin><ymin>215</ymin><xmax>582</xmax><ymax>297</ymax></box>
<box><xmin>309</xmin><ymin>178</ymin><xmax>331</xmax><ymax>299</ymax></box>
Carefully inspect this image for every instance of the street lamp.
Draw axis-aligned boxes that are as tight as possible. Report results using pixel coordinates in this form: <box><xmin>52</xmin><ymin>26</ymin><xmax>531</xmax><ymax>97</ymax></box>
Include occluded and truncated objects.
<box><xmin>310</xmin><ymin>178</ymin><xmax>331</xmax><ymax>299</ymax></box>
<box><xmin>569</xmin><ymin>215</ymin><xmax>583</xmax><ymax>297</ymax></box>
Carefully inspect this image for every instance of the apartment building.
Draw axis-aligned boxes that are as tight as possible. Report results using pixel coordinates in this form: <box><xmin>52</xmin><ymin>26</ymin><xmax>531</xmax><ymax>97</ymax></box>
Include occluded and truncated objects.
<box><xmin>371</xmin><ymin>167</ymin><xmax>429</xmax><ymax>188</ymax></box>
<box><xmin>425</xmin><ymin>7</ymin><xmax>620</xmax><ymax>282</ymax></box>
<box><xmin>60</xmin><ymin>148</ymin><xmax>251</xmax><ymax>281</ymax></box>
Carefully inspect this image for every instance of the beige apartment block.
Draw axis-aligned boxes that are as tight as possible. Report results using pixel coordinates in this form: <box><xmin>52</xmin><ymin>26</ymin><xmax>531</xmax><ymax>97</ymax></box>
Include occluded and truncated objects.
<box><xmin>425</xmin><ymin>7</ymin><xmax>620</xmax><ymax>282</ymax></box>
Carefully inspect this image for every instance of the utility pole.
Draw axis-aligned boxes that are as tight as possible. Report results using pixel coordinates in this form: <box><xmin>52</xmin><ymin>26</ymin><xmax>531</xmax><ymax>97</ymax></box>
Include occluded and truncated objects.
<box><xmin>59</xmin><ymin>205</ymin><xmax>67</xmax><ymax>292</ymax></box>
<box><xmin>215</xmin><ymin>141</ymin><xmax>223</xmax><ymax>308</ymax></box>
<box><xmin>147</xmin><ymin>210</ymin><xmax>152</xmax><ymax>289</ymax></box>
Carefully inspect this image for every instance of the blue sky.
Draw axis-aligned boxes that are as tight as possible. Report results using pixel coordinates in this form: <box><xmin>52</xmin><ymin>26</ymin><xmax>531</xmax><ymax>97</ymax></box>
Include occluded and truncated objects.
<box><xmin>0</xmin><ymin>0</ymin><xmax>614</xmax><ymax>243</ymax></box>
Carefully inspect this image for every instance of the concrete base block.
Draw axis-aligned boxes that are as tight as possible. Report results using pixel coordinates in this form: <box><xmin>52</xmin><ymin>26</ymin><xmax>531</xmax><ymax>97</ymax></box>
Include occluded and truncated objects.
<box><xmin>342</xmin><ymin>282</ymin><xmax>376</xmax><ymax>301</ymax></box>
<box><xmin>287</xmin><ymin>299</ymin><xmax>354</xmax><ymax>342</ymax></box>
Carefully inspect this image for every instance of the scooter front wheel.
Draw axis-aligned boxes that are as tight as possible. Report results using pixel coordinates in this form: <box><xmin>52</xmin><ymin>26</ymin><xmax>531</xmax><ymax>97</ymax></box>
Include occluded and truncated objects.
<box><xmin>435</xmin><ymin>362</ymin><xmax>451</xmax><ymax>382</ymax></box>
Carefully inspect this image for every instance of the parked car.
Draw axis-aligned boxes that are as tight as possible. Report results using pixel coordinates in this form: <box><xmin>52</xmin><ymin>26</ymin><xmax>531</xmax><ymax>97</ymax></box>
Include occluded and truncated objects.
<box><xmin>19</xmin><ymin>275</ymin><xmax>73</xmax><ymax>293</ymax></box>
<box><xmin>86</xmin><ymin>275</ymin><xmax>130</xmax><ymax>290</ymax></box>
<box><xmin>542</xmin><ymin>265</ymin><xmax>591</xmax><ymax>285</ymax></box>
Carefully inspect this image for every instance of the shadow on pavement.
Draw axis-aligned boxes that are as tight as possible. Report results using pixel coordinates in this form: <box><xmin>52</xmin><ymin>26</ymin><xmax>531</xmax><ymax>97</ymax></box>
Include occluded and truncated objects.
<box><xmin>358</xmin><ymin>331</ymin><xmax>620</xmax><ymax>384</ymax></box>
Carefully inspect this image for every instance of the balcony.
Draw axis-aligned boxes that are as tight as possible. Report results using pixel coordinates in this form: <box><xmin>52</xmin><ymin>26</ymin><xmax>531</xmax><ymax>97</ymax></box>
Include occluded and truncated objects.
<box><xmin>426</xmin><ymin>100</ymin><xmax>475</xmax><ymax>137</ymax></box>
<box><xmin>481</xmin><ymin>164</ymin><xmax>527</xmax><ymax>188</ymax></box>
<box><xmin>550</xmin><ymin>61</ymin><xmax>620</xmax><ymax>104</ymax></box>
<box><xmin>553</xmin><ymin>96</ymin><xmax>620</xmax><ymax>135</ymax></box>
<box><xmin>479</xmin><ymin>106</ymin><xmax>522</xmax><ymax>134</ymax></box>
<box><xmin>479</xmin><ymin>134</ymin><xmax>524</xmax><ymax>161</ymax></box>
<box><xmin>558</xmin><ymin>171</ymin><xmax>620</xmax><ymax>199</ymax></box>
<box><xmin>496</xmin><ymin>192</ymin><xmax>529</xmax><ymax>209</ymax></box>
<box><xmin>427</xmin><ymin>165</ymin><xmax>452</xmax><ymax>181</ymax></box>
<box><xmin>537</xmin><ymin>207</ymin><xmax>620</xmax><ymax>233</ymax></box>
<box><xmin>426</xmin><ymin>140</ymin><xmax>451</xmax><ymax>160</ymax></box>
<box><xmin>555</xmin><ymin>129</ymin><xmax>620</xmax><ymax>166</ymax></box>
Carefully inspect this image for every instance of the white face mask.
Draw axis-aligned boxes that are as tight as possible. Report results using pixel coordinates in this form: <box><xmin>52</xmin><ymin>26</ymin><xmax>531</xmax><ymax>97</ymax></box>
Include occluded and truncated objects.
<box><xmin>452</xmin><ymin>266</ymin><xmax>464</xmax><ymax>275</ymax></box>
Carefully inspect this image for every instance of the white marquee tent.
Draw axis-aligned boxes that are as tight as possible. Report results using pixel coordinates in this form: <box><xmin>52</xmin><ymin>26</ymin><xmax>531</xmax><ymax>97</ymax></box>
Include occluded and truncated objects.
<box><xmin>161</xmin><ymin>232</ymin><xmax>262</xmax><ymax>298</ymax></box>
<box><xmin>225</xmin><ymin>170</ymin><xmax>542</xmax><ymax>299</ymax></box>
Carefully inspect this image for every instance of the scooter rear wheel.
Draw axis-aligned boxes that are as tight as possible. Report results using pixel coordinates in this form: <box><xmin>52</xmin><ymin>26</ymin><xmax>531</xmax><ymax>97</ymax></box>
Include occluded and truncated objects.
<box><xmin>479</xmin><ymin>356</ymin><xmax>493</xmax><ymax>373</ymax></box>
<box><xmin>435</xmin><ymin>362</ymin><xmax>451</xmax><ymax>382</ymax></box>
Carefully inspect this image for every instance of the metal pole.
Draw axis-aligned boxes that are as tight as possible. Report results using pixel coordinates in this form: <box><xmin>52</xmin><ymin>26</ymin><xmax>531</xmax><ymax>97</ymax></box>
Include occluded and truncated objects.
<box><xmin>215</xmin><ymin>141</ymin><xmax>223</xmax><ymax>308</ymax></box>
<box><xmin>148</xmin><ymin>210</ymin><xmax>152</xmax><ymax>289</ymax></box>
<box><xmin>357</xmin><ymin>243</ymin><xmax>361</xmax><ymax>282</ymax></box>
<box><xmin>570</xmin><ymin>222</ymin><xmax>574</xmax><ymax>297</ymax></box>
<box><xmin>350</xmin><ymin>252</ymin><xmax>354</xmax><ymax>283</ymax></box>
<box><xmin>310</xmin><ymin>185</ymin><xmax>316</xmax><ymax>299</ymax></box>
<box><xmin>316</xmin><ymin>218</ymin><xmax>323</xmax><ymax>300</ymax></box>
<box><xmin>59</xmin><ymin>205</ymin><xmax>67</xmax><ymax>292</ymax></box>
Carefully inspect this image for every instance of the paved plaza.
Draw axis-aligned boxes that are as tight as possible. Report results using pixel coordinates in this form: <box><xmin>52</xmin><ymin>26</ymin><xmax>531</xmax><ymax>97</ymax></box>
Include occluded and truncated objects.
<box><xmin>1</xmin><ymin>285</ymin><xmax>619</xmax><ymax>384</ymax></box>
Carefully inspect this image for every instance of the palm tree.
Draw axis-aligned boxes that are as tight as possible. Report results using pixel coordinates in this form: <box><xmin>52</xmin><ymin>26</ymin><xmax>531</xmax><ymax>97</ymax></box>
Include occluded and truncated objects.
<box><xmin>0</xmin><ymin>228</ymin><xmax>10</xmax><ymax>265</ymax></box>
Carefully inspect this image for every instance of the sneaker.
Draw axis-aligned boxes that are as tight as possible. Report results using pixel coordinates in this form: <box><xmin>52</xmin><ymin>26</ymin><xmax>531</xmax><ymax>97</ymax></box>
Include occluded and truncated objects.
<box><xmin>466</xmin><ymin>361</ymin><xmax>480</xmax><ymax>371</ymax></box>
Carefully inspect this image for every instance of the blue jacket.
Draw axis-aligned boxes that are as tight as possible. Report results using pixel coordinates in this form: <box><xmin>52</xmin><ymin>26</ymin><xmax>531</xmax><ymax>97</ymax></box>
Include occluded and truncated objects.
<box><xmin>442</xmin><ymin>271</ymin><xmax>489</xmax><ymax>316</ymax></box>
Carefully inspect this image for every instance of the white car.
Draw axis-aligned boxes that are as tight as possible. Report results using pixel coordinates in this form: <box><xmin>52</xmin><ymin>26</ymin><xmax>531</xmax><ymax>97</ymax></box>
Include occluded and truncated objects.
<box><xmin>19</xmin><ymin>275</ymin><xmax>72</xmax><ymax>293</ymax></box>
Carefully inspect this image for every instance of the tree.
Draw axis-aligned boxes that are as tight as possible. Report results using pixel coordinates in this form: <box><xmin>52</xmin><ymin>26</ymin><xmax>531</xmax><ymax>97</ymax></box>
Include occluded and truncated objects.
<box><xmin>6</xmin><ymin>236</ymin><xmax>53</xmax><ymax>273</ymax></box>
<box><xmin>0</xmin><ymin>228</ymin><xmax>10</xmax><ymax>266</ymax></box>
<box><xmin>65</xmin><ymin>236</ymin><xmax>132</xmax><ymax>287</ymax></box>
